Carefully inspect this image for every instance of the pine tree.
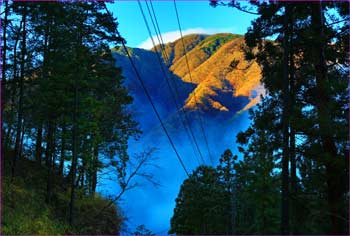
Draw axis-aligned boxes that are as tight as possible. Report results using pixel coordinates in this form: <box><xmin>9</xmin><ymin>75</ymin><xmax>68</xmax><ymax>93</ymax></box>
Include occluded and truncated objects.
<box><xmin>237</xmin><ymin>1</ymin><xmax>349</xmax><ymax>234</ymax></box>
<box><xmin>2</xmin><ymin>1</ymin><xmax>141</xmax><ymax>232</ymax></box>
<box><xmin>170</xmin><ymin>165</ymin><xmax>231</xmax><ymax>234</ymax></box>
<box><xmin>210</xmin><ymin>0</ymin><xmax>348</xmax><ymax>233</ymax></box>
<box><xmin>12</xmin><ymin>3</ymin><xmax>28</xmax><ymax>178</ymax></box>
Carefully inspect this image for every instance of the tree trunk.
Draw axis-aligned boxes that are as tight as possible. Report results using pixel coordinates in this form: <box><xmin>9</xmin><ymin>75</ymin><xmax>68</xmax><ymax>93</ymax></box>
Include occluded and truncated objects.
<box><xmin>19</xmin><ymin>120</ymin><xmax>25</xmax><ymax>157</ymax></box>
<box><xmin>281</xmin><ymin>4</ymin><xmax>290</xmax><ymax>234</ymax></box>
<box><xmin>1</xmin><ymin>1</ymin><xmax>9</xmax><ymax>153</ymax></box>
<box><xmin>4</xmin><ymin>24</ymin><xmax>21</xmax><ymax>151</ymax></box>
<box><xmin>289</xmin><ymin>22</ymin><xmax>297</xmax><ymax>235</ymax></box>
<box><xmin>311</xmin><ymin>3</ymin><xmax>344</xmax><ymax>234</ymax></box>
<box><xmin>59</xmin><ymin>124</ymin><xmax>66</xmax><ymax>175</ymax></box>
<box><xmin>69</xmin><ymin>37</ymin><xmax>80</xmax><ymax>224</ymax></box>
<box><xmin>45</xmin><ymin>121</ymin><xmax>54</xmax><ymax>203</ymax></box>
<box><xmin>45</xmin><ymin>125</ymin><xmax>51</xmax><ymax>167</ymax></box>
<box><xmin>69</xmin><ymin>81</ymin><xmax>78</xmax><ymax>226</ymax></box>
<box><xmin>12</xmin><ymin>8</ymin><xmax>27</xmax><ymax>178</ymax></box>
<box><xmin>81</xmin><ymin>162</ymin><xmax>85</xmax><ymax>188</ymax></box>
<box><xmin>35</xmin><ymin>124</ymin><xmax>43</xmax><ymax>165</ymax></box>
<box><xmin>4</xmin><ymin>124</ymin><xmax>12</xmax><ymax>150</ymax></box>
<box><xmin>1</xmin><ymin>1</ymin><xmax>9</xmax><ymax>102</ymax></box>
<box><xmin>92</xmin><ymin>143</ymin><xmax>98</xmax><ymax>195</ymax></box>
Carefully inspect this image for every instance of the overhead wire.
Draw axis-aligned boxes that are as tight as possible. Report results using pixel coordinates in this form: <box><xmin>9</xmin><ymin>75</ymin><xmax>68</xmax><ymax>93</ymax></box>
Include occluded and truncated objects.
<box><xmin>136</xmin><ymin>0</ymin><xmax>202</xmax><ymax>167</ymax></box>
<box><xmin>102</xmin><ymin>2</ymin><xmax>190</xmax><ymax>177</ymax></box>
<box><xmin>143</xmin><ymin>0</ymin><xmax>207</xmax><ymax>166</ymax></box>
<box><xmin>173</xmin><ymin>0</ymin><xmax>214</xmax><ymax>166</ymax></box>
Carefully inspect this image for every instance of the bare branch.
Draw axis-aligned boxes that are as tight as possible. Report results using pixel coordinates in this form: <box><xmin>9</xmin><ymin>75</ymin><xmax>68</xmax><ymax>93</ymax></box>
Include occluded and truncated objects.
<box><xmin>94</xmin><ymin>147</ymin><xmax>159</xmax><ymax>218</ymax></box>
<box><xmin>326</xmin><ymin>17</ymin><xmax>350</xmax><ymax>27</ymax></box>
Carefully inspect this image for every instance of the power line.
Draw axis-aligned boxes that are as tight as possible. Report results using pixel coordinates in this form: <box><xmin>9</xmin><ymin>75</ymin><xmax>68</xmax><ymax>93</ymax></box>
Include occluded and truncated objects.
<box><xmin>173</xmin><ymin>0</ymin><xmax>214</xmax><ymax>166</ymax></box>
<box><xmin>137</xmin><ymin>0</ymin><xmax>201</xmax><ymax>167</ymax></box>
<box><xmin>143</xmin><ymin>0</ymin><xmax>207</xmax><ymax>166</ymax></box>
<box><xmin>147</xmin><ymin>0</ymin><xmax>208</xmax><ymax>165</ymax></box>
<box><xmin>102</xmin><ymin>2</ymin><xmax>190</xmax><ymax>177</ymax></box>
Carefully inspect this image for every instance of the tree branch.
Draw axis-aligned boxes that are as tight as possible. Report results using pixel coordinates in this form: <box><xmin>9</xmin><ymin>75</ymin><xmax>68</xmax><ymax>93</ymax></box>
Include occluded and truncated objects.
<box><xmin>94</xmin><ymin>148</ymin><xmax>158</xmax><ymax>218</ymax></box>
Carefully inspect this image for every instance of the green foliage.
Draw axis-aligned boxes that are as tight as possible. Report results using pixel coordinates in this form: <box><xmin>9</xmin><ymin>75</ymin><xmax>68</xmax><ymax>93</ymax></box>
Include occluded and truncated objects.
<box><xmin>217</xmin><ymin>149</ymin><xmax>236</xmax><ymax>192</ymax></box>
<box><xmin>2</xmin><ymin>158</ymin><xmax>123</xmax><ymax>234</ymax></box>
<box><xmin>237</xmin><ymin>1</ymin><xmax>349</xmax><ymax>234</ymax></box>
<box><xmin>170</xmin><ymin>165</ymin><xmax>232</xmax><ymax>235</ymax></box>
<box><xmin>170</xmin><ymin>146</ymin><xmax>280</xmax><ymax>235</ymax></box>
<box><xmin>2</xmin><ymin>1</ymin><xmax>139</xmax><ymax>234</ymax></box>
<box><xmin>2</xmin><ymin>177</ymin><xmax>68</xmax><ymax>234</ymax></box>
<box><xmin>234</xmin><ymin>98</ymin><xmax>282</xmax><ymax>234</ymax></box>
<box><xmin>111</xmin><ymin>45</ymin><xmax>135</xmax><ymax>56</ymax></box>
<box><xmin>198</xmin><ymin>33</ymin><xmax>241</xmax><ymax>55</ymax></box>
<box><xmin>68</xmin><ymin>192</ymin><xmax>123</xmax><ymax>234</ymax></box>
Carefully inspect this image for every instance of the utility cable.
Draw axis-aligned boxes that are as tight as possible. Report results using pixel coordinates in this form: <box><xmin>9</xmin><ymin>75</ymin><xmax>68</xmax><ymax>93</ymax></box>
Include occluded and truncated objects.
<box><xmin>103</xmin><ymin>2</ymin><xmax>190</xmax><ymax>177</ymax></box>
<box><xmin>137</xmin><ymin>0</ymin><xmax>202</xmax><ymax>166</ymax></box>
<box><xmin>173</xmin><ymin>0</ymin><xmax>214</xmax><ymax>165</ymax></box>
<box><xmin>146</xmin><ymin>0</ymin><xmax>207</xmax><ymax>166</ymax></box>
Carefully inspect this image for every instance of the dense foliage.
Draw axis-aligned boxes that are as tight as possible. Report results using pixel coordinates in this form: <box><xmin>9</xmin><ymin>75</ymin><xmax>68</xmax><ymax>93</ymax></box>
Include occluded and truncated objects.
<box><xmin>170</xmin><ymin>1</ymin><xmax>349</xmax><ymax>235</ymax></box>
<box><xmin>2</xmin><ymin>1</ymin><xmax>348</xmax><ymax>235</ymax></box>
<box><xmin>2</xmin><ymin>156</ymin><xmax>123</xmax><ymax>234</ymax></box>
<box><xmin>239</xmin><ymin>1</ymin><xmax>349</xmax><ymax>234</ymax></box>
<box><xmin>169</xmin><ymin>164</ymin><xmax>232</xmax><ymax>234</ymax></box>
<box><xmin>2</xmin><ymin>1</ymin><xmax>139</xmax><ymax>233</ymax></box>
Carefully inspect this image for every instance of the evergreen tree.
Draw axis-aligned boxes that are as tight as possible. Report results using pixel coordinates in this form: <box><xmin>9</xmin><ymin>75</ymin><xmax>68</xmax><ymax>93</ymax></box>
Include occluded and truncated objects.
<box><xmin>2</xmin><ymin>1</ymin><xmax>141</xmax><ymax>233</ymax></box>
<box><xmin>239</xmin><ymin>1</ymin><xmax>349</xmax><ymax>234</ymax></box>
<box><xmin>169</xmin><ymin>165</ymin><xmax>231</xmax><ymax>234</ymax></box>
<box><xmin>212</xmin><ymin>1</ymin><xmax>348</xmax><ymax>234</ymax></box>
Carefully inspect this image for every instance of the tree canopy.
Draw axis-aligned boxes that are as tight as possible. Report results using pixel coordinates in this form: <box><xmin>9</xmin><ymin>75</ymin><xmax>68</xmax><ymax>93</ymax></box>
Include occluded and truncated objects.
<box><xmin>2</xmin><ymin>1</ymin><xmax>142</xmax><ymax>234</ymax></box>
<box><xmin>170</xmin><ymin>1</ymin><xmax>349</xmax><ymax>235</ymax></box>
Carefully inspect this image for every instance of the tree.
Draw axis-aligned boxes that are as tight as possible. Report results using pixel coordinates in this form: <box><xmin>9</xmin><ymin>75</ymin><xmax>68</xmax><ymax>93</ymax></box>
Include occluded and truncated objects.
<box><xmin>1</xmin><ymin>0</ymin><xmax>9</xmax><ymax>107</ymax></box>
<box><xmin>217</xmin><ymin>149</ymin><xmax>236</xmax><ymax>234</ymax></box>
<box><xmin>234</xmin><ymin>98</ymin><xmax>282</xmax><ymax>234</ymax></box>
<box><xmin>2</xmin><ymin>1</ymin><xmax>142</xmax><ymax>233</ymax></box>
<box><xmin>12</xmin><ymin>3</ymin><xmax>27</xmax><ymax>178</ymax></box>
<box><xmin>232</xmin><ymin>1</ymin><xmax>349</xmax><ymax>234</ymax></box>
<box><xmin>169</xmin><ymin>165</ymin><xmax>231</xmax><ymax>234</ymax></box>
<box><xmin>306</xmin><ymin>3</ymin><xmax>349</xmax><ymax>233</ymax></box>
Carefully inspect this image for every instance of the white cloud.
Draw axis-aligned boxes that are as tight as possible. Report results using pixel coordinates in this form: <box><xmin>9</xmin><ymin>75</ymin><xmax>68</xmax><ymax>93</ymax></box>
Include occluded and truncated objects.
<box><xmin>137</xmin><ymin>27</ymin><xmax>235</xmax><ymax>49</ymax></box>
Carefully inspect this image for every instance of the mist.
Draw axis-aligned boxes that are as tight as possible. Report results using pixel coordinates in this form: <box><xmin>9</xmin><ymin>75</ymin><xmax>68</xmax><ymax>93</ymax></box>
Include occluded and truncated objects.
<box><xmin>99</xmin><ymin>44</ymin><xmax>255</xmax><ymax>233</ymax></box>
<box><xmin>98</xmin><ymin>96</ymin><xmax>252</xmax><ymax>233</ymax></box>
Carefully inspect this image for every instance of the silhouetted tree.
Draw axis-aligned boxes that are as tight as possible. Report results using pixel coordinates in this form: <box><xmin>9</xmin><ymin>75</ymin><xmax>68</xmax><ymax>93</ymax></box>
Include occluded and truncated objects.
<box><xmin>170</xmin><ymin>165</ymin><xmax>231</xmax><ymax>234</ymax></box>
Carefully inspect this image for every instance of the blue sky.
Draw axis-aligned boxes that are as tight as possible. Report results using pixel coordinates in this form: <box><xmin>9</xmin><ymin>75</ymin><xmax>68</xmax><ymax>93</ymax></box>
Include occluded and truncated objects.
<box><xmin>105</xmin><ymin>1</ymin><xmax>258</xmax><ymax>234</ymax></box>
<box><xmin>107</xmin><ymin>1</ymin><xmax>257</xmax><ymax>49</ymax></box>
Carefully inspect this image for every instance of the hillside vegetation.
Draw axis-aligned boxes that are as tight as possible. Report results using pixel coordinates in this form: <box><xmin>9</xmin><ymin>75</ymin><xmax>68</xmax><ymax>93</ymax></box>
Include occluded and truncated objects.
<box><xmin>2</xmin><ymin>152</ymin><xmax>123</xmax><ymax>234</ymax></box>
<box><xmin>153</xmin><ymin>34</ymin><xmax>208</xmax><ymax>66</ymax></box>
<box><xmin>170</xmin><ymin>33</ymin><xmax>241</xmax><ymax>81</ymax></box>
<box><xmin>2</xmin><ymin>2</ymin><xmax>137</xmax><ymax>234</ymax></box>
<box><xmin>168</xmin><ymin>1</ymin><xmax>349</xmax><ymax>234</ymax></box>
<box><xmin>171</xmin><ymin>35</ymin><xmax>262</xmax><ymax>112</ymax></box>
<box><xmin>120</xmin><ymin>33</ymin><xmax>263</xmax><ymax>115</ymax></box>
<box><xmin>159</xmin><ymin>33</ymin><xmax>263</xmax><ymax>113</ymax></box>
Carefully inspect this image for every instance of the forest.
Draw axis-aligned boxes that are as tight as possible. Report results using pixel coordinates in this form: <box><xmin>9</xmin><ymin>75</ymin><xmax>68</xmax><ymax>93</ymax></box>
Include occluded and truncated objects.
<box><xmin>1</xmin><ymin>0</ymin><xmax>349</xmax><ymax>235</ymax></box>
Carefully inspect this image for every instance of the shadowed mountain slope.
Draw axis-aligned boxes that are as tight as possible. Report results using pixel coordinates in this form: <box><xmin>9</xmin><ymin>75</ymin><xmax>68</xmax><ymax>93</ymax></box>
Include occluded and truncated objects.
<box><xmin>112</xmin><ymin>33</ymin><xmax>263</xmax><ymax>119</ymax></box>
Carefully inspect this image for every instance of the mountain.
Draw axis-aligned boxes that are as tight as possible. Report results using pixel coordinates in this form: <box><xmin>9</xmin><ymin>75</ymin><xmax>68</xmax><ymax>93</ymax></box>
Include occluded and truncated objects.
<box><xmin>112</xmin><ymin>33</ymin><xmax>263</xmax><ymax>120</ymax></box>
<box><xmin>110</xmin><ymin>33</ymin><xmax>263</xmax><ymax>231</ymax></box>
<box><xmin>111</xmin><ymin>46</ymin><xmax>194</xmax><ymax>115</ymax></box>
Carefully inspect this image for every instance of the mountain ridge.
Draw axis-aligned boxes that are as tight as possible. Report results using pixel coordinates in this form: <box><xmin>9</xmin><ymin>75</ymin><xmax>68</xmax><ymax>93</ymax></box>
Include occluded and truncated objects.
<box><xmin>112</xmin><ymin>33</ymin><xmax>263</xmax><ymax>117</ymax></box>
